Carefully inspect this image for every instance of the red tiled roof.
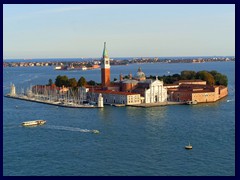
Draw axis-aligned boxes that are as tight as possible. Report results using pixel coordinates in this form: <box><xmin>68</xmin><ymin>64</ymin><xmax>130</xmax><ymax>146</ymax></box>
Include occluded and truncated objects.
<box><xmin>173</xmin><ymin>89</ymin><xmax>214</xmax><ymax>93</ymax></box>
<box><xmin>178</xmin><ymin>79</ymin><xmax>205</xmax><ymax>82</ymax></box>
<box><xmin>89</xmin><ymin>89</ymin><xmax>139</xmax><ymax>95</ymax></box>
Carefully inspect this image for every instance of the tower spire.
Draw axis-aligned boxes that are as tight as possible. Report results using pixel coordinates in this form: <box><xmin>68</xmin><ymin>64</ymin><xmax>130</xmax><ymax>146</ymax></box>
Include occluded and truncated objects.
<box><xmin>103</xmin><ymin>42</ymin><xmax>108</xmax><ymax>58</ymax></box>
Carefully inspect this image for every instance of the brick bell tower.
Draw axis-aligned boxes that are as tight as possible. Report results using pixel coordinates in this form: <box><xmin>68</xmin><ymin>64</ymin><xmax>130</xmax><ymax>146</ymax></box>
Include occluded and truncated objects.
<box><xmin>101</xmin><ymin>42</ymin><xmax>111</xmax><ymax>87</ymax></box>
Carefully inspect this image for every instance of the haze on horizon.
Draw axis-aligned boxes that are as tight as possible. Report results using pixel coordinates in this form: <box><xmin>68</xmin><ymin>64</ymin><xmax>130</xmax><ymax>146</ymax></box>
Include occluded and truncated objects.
<box><xmin>3</xmin><ymin>4</ymin><xmax>235</xmax><ymax>59</ymax></box>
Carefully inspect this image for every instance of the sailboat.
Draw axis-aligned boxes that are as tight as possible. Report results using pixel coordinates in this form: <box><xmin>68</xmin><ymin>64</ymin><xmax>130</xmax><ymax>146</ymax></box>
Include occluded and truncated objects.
<box><xmin>185</xmin><ymin>142</ymin><xmax>192</xmax><ymax>150</ymax></box>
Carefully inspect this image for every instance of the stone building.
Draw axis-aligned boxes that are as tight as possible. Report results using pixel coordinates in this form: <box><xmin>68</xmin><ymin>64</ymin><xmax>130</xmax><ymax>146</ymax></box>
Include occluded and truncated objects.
<box><xmin>88</xmin><ymin>89</ymin><xmax>141</xmax><ymax>105</ymax></box>
<box><xmin>167</xmin><ymin>81</ymin><xmax>228</xmax><ymax>103</ymax></box>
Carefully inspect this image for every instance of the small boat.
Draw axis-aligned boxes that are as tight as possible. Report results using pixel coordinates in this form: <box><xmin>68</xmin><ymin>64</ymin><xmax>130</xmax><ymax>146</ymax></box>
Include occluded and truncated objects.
<box><xmin>22</xmin><ymin>120</ymin><xmax>46</xmax><ymax>127</ymax></box>
<box><xmin>113</xmin><ymin>104</ymin><xmax>126</xmax><ymax>107</ymax></box>
<box><xmin>186</xmin><ymin>100</ymin><xmax>197</xmax><ymax>105</ymax></box>
<box><xmin>185</xmin><ymin>142</ymin><xmax>192</xmax><ymax>150</ymax></box>
<box><xmin>92</xmin><ymin>130</ymin><xmax>100</xmax><ymax>134</ymax></box>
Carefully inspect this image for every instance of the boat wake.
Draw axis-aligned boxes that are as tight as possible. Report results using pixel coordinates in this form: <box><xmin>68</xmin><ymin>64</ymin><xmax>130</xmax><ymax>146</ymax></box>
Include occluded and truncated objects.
<box><xmin>227</xmin><ymin>99</ymin><xmax>234</xmax><ymax>102</ymax></box>
<box><xmin>44</xmin><ymin>125</ymin><xmax>99</xmax><ymax>134</ymax></box>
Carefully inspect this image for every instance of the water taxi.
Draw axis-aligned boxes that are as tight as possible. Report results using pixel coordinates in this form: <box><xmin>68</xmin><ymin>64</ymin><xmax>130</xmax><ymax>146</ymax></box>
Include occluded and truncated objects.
<box><xmin>22</xmin><ymin>120</ymin><xmax>46</xmax><ymax>127</ymax></box>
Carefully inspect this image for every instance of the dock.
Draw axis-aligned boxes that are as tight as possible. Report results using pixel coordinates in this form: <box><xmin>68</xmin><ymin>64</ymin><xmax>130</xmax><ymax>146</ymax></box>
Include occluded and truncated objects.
<box><xmin>4</xmin><ymin>94</ymin><xmax>98</xmax><ymax>108</ymax></box>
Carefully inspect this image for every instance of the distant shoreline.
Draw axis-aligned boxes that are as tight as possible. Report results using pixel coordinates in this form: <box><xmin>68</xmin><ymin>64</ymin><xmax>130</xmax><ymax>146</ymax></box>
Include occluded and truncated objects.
<box><xmin>3</xmin><ymin>56</ymin><xmax>235</xmax><ymax>68</ymax></box>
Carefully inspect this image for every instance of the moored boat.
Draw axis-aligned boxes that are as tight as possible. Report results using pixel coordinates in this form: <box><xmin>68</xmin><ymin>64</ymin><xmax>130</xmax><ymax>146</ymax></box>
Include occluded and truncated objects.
<box><xmin>186</xmin><ymin>100</ymin><xmax>197</xmax><ymax>105</ymax></box>
<box><xmin>22</xmin><ymin>120</ymin><xmax>46</xmax><ymax>127</ymax></box>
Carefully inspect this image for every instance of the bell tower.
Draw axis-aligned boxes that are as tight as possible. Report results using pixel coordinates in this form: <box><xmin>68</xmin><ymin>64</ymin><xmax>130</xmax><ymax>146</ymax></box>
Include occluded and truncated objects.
<box><xmin>101</xmin><ymin>42</ymin><xmax>111</xmax><ymax>87</ymax></box>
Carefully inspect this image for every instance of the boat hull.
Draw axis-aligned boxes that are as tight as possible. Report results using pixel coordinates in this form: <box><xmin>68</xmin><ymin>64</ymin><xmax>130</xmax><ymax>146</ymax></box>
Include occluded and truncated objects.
<box><xmin>22</xmin><ymin>120</ymin><xmax>46</xmax><ymax>127</ymax></box>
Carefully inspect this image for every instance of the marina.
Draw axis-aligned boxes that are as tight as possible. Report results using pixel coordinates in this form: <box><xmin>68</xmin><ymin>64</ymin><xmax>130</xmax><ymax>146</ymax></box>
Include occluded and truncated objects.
<box><xmin>5</xmin><ymin>94</ymin><xmax>98</xmax><ymax>108</ymax></box>
<box><xmin>4</xmin><ymin>83</ymin><xmax>103</xmax><ymax>108</ymax></box>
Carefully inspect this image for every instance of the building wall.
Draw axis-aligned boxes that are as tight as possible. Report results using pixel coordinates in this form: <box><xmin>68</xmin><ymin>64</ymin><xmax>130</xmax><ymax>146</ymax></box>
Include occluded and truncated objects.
<box><xmin>144</xmin><ymin>80</ymin><xmax>168</xmax><ymax>103</ymax></box>
<box><xmin>178</xmin><ymin>81</ymin><xmax>206</xmax><ymax>85</ymax></box>
<box><xmin>170</xmin><ymin>91</ymin><xmax>192</xmax><ymax>102</ymax></box>
<box><xmin>219</xmin><ymin>87</ymin><xmax>228</xmax><ymax>99</ymax></box>
<box><xmin>88</xmin><ymin>92</ymin><xmax>141</xmax><ymax>105</ymax></box>
<box><xmin>126</xmin><ymin>95</ymin><xmax>141</xmax><ymax>105</ymax></box>
<box><xmin>122</xmin><ymin>83</ymin><xmax>138</xmax><ymax>92</ymax></box>
<box><xmin>192</xmin><ymin>92</ymin><xmax>216</xmax><ymax>102</ymax></box>
<box><xmin>168</xmin><ymin>86</ymin><xmax>228</xmax><ymax>103</ymax></box>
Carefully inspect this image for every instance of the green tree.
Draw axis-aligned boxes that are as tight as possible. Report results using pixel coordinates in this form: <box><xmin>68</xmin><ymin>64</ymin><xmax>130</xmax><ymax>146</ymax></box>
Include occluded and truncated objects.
<box><xmin>87</xmin><ymin>80</ymin><xmax>96</xmax><ymax>86</ymax></box>
<box><xmin>214</xmin><ymin>73</ymin><xmax>228</xmax><ymax>86</ymax></box>
<box><xmin>69</xmin><ymin>78</ymin><xmax>78</xmax><ymax>88</ymax></box>
<box><xmin>181</xmin><ymin>70</ymin><xmax>196</xmax><ymax>80</ymax></box>
<box><xmin>209</xmin><ymin>70</ymin><xmax>228</xmax><ymax>86</ymax></box>
<box><xmin>55</xmin><ymin>75</ymin><xmax>69</xmax><ymax>87</ymax></box>
<box><xmin>47</xmin><ymin>79</ymin><xmax>53</xmax><ymax>86</ymax></box>
<box><xmin>196</xmin><ymin>71</ymin><xmax>215</xmax><ymax>85</ymax></box>
<box><xmin>77</xmin><ymin>76</ymin><xmax>87</xmax><ymax>87</ymax></box>
<box><xmin>209</xmin><ymin>70</ymin><xmax>218</xmax><ymax>77</ymax></box>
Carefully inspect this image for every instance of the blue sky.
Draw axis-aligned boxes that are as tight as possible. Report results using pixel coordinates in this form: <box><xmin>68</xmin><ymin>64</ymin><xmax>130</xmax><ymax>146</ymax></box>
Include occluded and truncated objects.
<box><xmin>3</xmin><ymin>4</ymin><xmax>235</xmax><ymax>59</ymax></box>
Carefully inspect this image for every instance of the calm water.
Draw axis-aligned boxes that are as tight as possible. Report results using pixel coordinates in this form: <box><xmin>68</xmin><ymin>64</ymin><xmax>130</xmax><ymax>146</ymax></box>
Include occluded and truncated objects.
<box><xmin>3</xmin><ymin>62</ymin><xmax>235</xmax><ymax>176</ymax></box>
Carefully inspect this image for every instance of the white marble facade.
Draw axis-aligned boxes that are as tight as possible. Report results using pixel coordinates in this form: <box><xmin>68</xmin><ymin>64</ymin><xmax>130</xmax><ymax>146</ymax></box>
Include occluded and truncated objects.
<box><xmin>144</xmin><ymin>79</ymin><xmax>167</xmax><ymax>103</ymax></box>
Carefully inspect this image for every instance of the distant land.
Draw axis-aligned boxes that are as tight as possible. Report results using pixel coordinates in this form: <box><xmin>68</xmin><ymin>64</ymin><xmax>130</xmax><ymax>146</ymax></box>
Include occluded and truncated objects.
<box><xmin>3</xmin><ymin>56</ymin><xmax>235</xmax><ymax>62</ymax></box>
<box><xmin>3</xmin><ymin>56</ymin><xmax>235</xmax><ymax>68</ymax></box>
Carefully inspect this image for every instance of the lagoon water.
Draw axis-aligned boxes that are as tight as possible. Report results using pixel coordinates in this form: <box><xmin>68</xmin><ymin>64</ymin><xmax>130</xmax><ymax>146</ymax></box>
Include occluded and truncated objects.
<box><xmin>3</xmin><ymin>61</ymin><xmax>235</xmax><ymax>176</ymax></box>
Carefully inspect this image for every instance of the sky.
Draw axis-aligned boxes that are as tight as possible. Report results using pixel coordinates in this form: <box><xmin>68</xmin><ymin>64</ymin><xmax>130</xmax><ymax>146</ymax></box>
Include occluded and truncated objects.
<box><xmin>3</xmin><ymin>4</ymin><xmax>235</xmax><ymax>59</ymax></box>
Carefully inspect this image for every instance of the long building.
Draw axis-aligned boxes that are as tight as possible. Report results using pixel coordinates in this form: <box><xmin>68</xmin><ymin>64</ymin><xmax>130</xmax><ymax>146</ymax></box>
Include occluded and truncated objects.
<box><xmin>88</xmin><ymin>89</ymin><xmax>141</xmax><ymax>105</ymax></box>
<box><xmin>166</xmin><ymin>81</ymin><xmax>228</xmax><ymax>103</ymax></box>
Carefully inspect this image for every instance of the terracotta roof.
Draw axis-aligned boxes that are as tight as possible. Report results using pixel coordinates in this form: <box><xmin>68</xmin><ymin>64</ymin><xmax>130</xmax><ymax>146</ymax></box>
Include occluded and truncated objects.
<box><xmin>178</xmin><ymin>79</ymin><xmax>205</xmax><ymax>82</ymax></box>
<box><xmin>173</xmin><ymin>89</ymin><xmax>214</xmax><ymax>93</ymax></box>
<box><xmin>89</xmin><ymin>89</ymin><xmax>140</xmax><ymax>95</ymax></box>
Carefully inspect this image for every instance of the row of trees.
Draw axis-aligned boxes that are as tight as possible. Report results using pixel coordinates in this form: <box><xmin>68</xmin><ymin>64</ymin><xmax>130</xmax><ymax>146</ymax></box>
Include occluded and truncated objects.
<box><xmin>47</xmin><ymin>75</ymin><xmax>98</xmax><ymax>88</ymax></box>
<box><xmin>148</xmin><ymin>70</ymin><xmax>228</xmax><ymax>86</ymax></box>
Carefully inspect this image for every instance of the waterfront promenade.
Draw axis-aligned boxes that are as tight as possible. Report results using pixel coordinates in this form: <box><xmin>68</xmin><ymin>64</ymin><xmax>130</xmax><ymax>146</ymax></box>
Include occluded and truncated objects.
<box><xmin>129</xmin><ymin>101</ymin><xmax>185</xmax><ymax>107</ymax></box>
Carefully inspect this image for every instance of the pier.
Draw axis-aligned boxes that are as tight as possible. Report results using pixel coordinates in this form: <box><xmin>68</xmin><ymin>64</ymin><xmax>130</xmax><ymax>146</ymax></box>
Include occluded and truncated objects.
<box><xmin>4</xmin><ymin>83</ymin><xmax>102</xmax><ymax>108</ymax></box>
<box><xmin>4</xmin><ymin>94</ymin><xmax>98</xmax><ymax>108</ymax></box>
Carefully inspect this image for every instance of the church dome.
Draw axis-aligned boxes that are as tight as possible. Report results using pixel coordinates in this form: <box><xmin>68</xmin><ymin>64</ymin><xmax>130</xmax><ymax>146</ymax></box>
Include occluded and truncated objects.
<box><xmin>134</xmin><ymin>67</ymin><xmax>146</xmax><ymax>80</ymax></box>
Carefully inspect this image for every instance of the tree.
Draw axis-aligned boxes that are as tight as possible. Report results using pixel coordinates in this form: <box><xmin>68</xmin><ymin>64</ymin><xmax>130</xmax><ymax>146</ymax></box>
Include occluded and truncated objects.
<box><xmin>68</xmin><ymin>78</ymin><xmax>77</xmax><ymax>88</ymax></box>
<box><xmin>47</xmin><ymin>79</ymin><xmax>53</xmax><ymax>86</ymax></box>
<box><xmin>214</xmin><ymin>73</ymin><xmax>228</xmax><ymax>86</ymax></box>
<box><xmin>78</xmin><ymin>76</ymin><xmax>87</xmax><ymax>87</ymax></box>
<box><xmin>87</xmin><ymin>80</ymin><xmax>96</xmax><ymax>86</ymax></box>
<box><xmin>196</xmin><ymin>71</ymin><xmax>215</xmax><ymax>85</ymax></box>
<box><xmin>55</xmin><ymin>75</ymin><xmax>69</xmax><ymax>87</ymax></box>
<box><xmin>209</xmin><ymin>70</ymin><xmax>218</xmax><ymax>77</ymax></box>
<box><xmin>181</xmin><ymin>70</ymin><xmax>196</xmax><ymax>80</ymax></box>
<box><xmin>210</xmin><ymin>70</ymin><xmax>228</xmax><ymax>86</ymax></box>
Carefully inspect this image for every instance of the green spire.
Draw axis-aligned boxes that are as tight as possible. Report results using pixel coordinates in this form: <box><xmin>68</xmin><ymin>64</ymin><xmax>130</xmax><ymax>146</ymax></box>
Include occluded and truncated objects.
<box><xmin>103</xmin><ymin>42</ymin><xmax>108</xmax><ymax>58</ymax></box>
